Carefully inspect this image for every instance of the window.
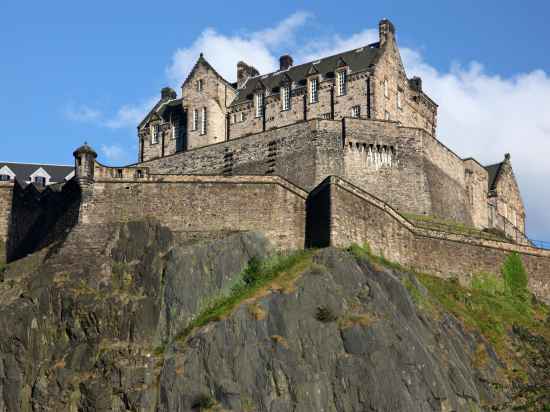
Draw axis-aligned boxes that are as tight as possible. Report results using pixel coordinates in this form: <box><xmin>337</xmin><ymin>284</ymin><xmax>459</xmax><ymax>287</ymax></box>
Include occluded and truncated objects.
<box><xmin>116</xmin><ymin>169</ymin><xmax>123</xmax><ymax>178</ymax></box>
<box><xmin>0</xmin><ymin>175</ymin><xmax>10</xmax><ymax>181</ymax></box>
<box><xmin>150</xmin><ymin>124</ymin><xmax>159</xmax><ymax>144</ymax></box>
<box><xmin>351</xmin><ymin>105</ymin><xmax>361</xmax><ymax>118</ymax></box>
<box><xmin>281</xmin><ymin>85</ymin><xmax>291</xmax><ymax>111</ymax></box>
<box><xmin>384</xmin><ymin>79</ymin><xmax>389</xmax><ymax>98</ymax></box>
<box><xmin>34</xmin><ymin>176</ymin><xmax>46</xmax><ymax>187</ymax></box>
<box><xmin>337</xmin><ymin>70</ymin><xmax>347</xmax><ymax>96</ymax></box>
<box><xmin>321</xmin><ymin>113</ymin><xmax>331</xmax><ymax>120</ymax></box>
<box><xmin>197</xmin><ymin>79</ymin><xmax>204</xmax><ymax>92</ymax></box>
<box><xmin>192</xmin><ymin>109</ymin><xmax>198</xmax><ymax>131</ymax></box>
<box><xmin>201</xmin><ymin>107</ymin><xmax>207</xmax><ymax>134</ymax></box>
<box><xmin>384</xmin><ymin>111</ymin><xmax>390</xmax><ymax>120</ymax></box>
<box><xmin>255</xmin><ymin>92</ymin><xmax>264</xmax><ymax>118</ymax></box>
<box><xmin>135</xmin><ymin>169</ymin><xmax>143</xmax><ymax>179</ymax></box>
<box><xmin>171</xmin><ymin>123</ymin><xmax>176</xmax><ymax>140</ymax></box>
<box><xmin>397</xmin><ymin>90</ymin><xmax>403</xmax><ymax>109</ymax></box>
<box><xmin>309</xmin><ymin>78</ymin><xmax>318</xmax><ymax>103</ymax></box>
<box><xmin>240</xmin><ymin>112</ymin><xmax>245</xmax><ymax>122</ymax></box>
<box><xmin>232</xmin><ymin>114</ymin><xmax>237</xmax><ymax>124</ymax></box>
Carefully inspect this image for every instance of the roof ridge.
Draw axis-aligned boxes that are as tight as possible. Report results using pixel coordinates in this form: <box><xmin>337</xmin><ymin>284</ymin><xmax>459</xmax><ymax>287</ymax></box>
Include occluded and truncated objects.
<box><xmin>0</xmin><ymin>161</ymin><xmax>73</xmax><ymax>167</ymax></box>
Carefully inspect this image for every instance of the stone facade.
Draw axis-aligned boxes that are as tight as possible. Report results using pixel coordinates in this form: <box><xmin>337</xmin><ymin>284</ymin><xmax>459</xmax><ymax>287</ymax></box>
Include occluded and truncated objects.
<box><xmin>308</xmin><ymin>176</ymin><xmax>550</xmax><ymax>303</ymax></box>
<box><xmin>0</xmin><ymin>181</ymin><xmax>14</xmax><ymax>262</ymax></box>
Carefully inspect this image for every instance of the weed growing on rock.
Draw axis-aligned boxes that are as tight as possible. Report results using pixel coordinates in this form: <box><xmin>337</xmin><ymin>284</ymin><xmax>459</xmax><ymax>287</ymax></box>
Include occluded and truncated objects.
<box><xmin>315</xmin><ymin>306</ymin><xmax>337</xmax><ymax>322</ymax></box>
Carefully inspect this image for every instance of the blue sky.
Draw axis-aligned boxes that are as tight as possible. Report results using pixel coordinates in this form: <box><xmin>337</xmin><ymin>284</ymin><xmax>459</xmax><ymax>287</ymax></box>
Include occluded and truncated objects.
<box><xmin>1</xmin><ymin>0</ymin><xmax>549</xmax><ymax>239</ymax></box>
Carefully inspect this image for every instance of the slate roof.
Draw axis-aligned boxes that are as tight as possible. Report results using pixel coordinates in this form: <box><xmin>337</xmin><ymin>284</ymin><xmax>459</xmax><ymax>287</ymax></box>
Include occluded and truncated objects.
<box><xmin>230</xmin><ymin>43</ymin><xmax>383</xmax><ymax>106</ymax></box>
<box><xmin>485</xmin><ymin>162</ymin><xmax>503</xmax><ymax>191</ymax></box>
<box><xmin>0</xmin><ymin>162</ymin><xmax>74</xmax><ymax>187</ymax></box>
<box><xmin>138</xmin><ymin>98</ymin><xmax>184</xmax><ymax>129</ymax></box>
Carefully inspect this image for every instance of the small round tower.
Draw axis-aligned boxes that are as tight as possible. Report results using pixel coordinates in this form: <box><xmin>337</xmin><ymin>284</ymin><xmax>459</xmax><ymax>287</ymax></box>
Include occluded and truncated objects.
<box><xmin>73</xmin><ymin>142</ymin><xmax>97</xmax><ymax>189</ymax></box>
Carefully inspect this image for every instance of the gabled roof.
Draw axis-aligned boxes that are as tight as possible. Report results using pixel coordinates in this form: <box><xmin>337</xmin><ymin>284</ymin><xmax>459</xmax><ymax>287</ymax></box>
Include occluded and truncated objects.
<box><xmin>0</xmin><ymin>162</ymin><xmax>74</xmax><ymax>187</ymax></box>
<box><xmin>181</xmin><ymin>53</ymin><xmax>234</xmax><ymax>90</ymax></box>
<box><xmin>230</xmin><ymin>43</ymin><xmax>383</xmax><ymax>106</ymax></box>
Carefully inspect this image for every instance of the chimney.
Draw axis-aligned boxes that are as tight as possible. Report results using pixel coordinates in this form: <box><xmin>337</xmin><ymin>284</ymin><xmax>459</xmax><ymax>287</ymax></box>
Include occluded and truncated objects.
<box><xmin>237</xmin><ymin>61</ymin><xmax>259</xmax><ymax>89</ymax></box>
<box><xmin>161</xmin><ymin>87</ymin><xmax>177</xmax><ymax>101</ymax></box>
<box><xmin>279</xmin><ymin>54</ymin><xmax>293</xmax><ymax>71</ymax></box>
<box><xmin>409</xmin><ymin>76</ymin><xmax>422</xmax><ymax>92</ymax></box>
<box><xmin>379</xmin><ymin>18</ymin><xmax>396</xmax><ymax>47</ymax></box>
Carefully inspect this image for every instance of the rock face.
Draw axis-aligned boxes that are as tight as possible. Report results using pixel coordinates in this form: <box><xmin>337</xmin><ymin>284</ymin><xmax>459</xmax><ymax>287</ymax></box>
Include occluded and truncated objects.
<box><xmin>0</xmin><ymin>221</ymin><xmax>513</xmax><ymax>411</ymax></box>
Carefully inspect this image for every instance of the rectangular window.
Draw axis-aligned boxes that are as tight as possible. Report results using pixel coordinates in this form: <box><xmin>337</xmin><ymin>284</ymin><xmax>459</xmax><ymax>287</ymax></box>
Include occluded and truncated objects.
<box><xmin>351</xmin><ymin>105</ymin><xmax>361</xmax><ymax>118</ymax></box>
<box><xmin>309</xmin><ymin>78</ymin><xmax>318</xmax><ymax>103</ymax></box>
<box><xmin>0</xmin><ymin>175</ymin><xmax>10</xmax><ymax>181</ymax></box>
<box><xmin>255</xmin><ymin>92</ymin><xmax>264</xmax><ymax>118</ymax></box>
<box><xmin>150</xmin><ymin>124</ymin><xmax>159</xmax><ymax>144</ymax></box>
<box><xmin>201</xmin><ymin>107</ymin><xmax>207</xmax><ymax>134</ymax></box>
<box><xmin>192</xmin><ymin>109</ymin><xmax>198</xmax><ymax>131</ymax></box>
<box><xmin>281</xmin><ymin>85</ymin><xmax>291</xmax><ymax>111</ymax></box>
<box><xmin>384</xmin><ymin>79</ymin><xmax>389</xmax><ymax>98</ymax></box>
<box><xmin>232</xmin><ymin>114</ymin><xmax>237</xmax><ymax>124</ymax></box>
<box><xmin>240</xmin><ymin>112</ymin><xmax>245</xmax><ymax>122</ymax></box>
<box><xmin>171</xmin><ymin>123</ymin><xmax>176</xmax><ymax>140</ymax></box>
<box><xmin>337</xmin><ymin>70</ymin><xmax>347</xmax><ymax>96</ymax></box>
<box><xmin>397</xmin><ymin>90</ymin><xmax>403</xmax><ymax>109</ymax></box>
<box><xmin>197</xmin><ymin>79</ymin><xmax>204</xmax><ymax>92</ymax></box>
<box><xmin>384</xmin><ymin>111</ymin><xmax>390</xmax><ymax>120</ymax></box>
<box><xmin>35</xmin><ymin>176</ymin><xmax>46</xmax><ymax>187</ymax></box>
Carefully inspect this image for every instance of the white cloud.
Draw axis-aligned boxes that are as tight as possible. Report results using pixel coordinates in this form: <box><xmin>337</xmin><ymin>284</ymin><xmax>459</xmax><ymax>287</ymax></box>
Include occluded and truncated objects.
<box><xmin>401</xmin><ymin>48</ymin><xmax>550</xmax><ymax>239</ymax></box>
<box><xmin>64</xmin><ymin>104</ymin><xmax>102</xmax><ymax>123</ymax></box>
<box><xmin>166</xmin><ymin>11</ymin><xmax>311</xmax><ymax>84</ymax></box>
<box><xmin>100</xmin><ymin>144</ymin><xmax>133</xmax><ymax>165</ymax></box>
<box><xmin>297</xmin><ymin>29</ymin><xmax>379</xmax><ymax>62</ymax></box>
<box><xmin>104</xmin><ymin>97</ymin><xmax>157</xmax><ymax>129</ymax></box>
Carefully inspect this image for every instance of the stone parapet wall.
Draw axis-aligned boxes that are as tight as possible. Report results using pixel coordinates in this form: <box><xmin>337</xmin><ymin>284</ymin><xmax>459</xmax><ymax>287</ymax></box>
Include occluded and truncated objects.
<box><xmin>310</xmin><ymin>176</ymin><xmax>550</xmax><ymax>302</ymax></box>
<box><xmin>80</xmin><ymin>175</ymin><xmax>307</xmax><ymax>251</ymax></box>
<box><xmin>0</xmin><ymin>181</ymin><xmax>14</xmax><ymax>262</ymax></box>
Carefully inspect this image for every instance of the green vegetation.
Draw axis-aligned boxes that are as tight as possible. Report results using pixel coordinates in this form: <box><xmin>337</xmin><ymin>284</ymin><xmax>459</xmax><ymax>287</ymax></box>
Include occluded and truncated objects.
<box><xmin>403</xmin><ymin>212</ymin><xmax>509</xmax><ymax>242</ymax></box>
<box><xmin>176</xmin><ymin>250</ymin><xmax>313</xmax><ymax>343</ymax></box>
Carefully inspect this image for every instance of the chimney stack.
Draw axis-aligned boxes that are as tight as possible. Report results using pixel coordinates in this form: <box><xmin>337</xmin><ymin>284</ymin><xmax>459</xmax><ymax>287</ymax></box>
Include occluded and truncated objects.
<box><xmin>379</xmin><ymin>18</ymin><xmax>396</xmax><ymax>47</ymax></box>
<box><xmin>279</xmin><ymin>55</ymin><xmax>293</xmax><ymax>71</ymax></box>
<box><xmin>237</xmin><ymin>61</ymin><xmax>260</xmax><ymax>89</ymax></box>
<box><xmin>161</xmin><ymin>87</ymin><xmax>177</xmax><ymax>101</ymax></box>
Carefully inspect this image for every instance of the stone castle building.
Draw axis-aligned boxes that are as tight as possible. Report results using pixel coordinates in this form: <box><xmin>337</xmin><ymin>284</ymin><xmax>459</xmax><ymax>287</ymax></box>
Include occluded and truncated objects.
<box><xmin>136</xmin><ymin>19</ymin><xmax>525</xmax><ymax>242</ymax></box>
<box><xmin>2</xmin><ymin>18</ymin><xmax>547</xmax><ymax>301</ymax></box>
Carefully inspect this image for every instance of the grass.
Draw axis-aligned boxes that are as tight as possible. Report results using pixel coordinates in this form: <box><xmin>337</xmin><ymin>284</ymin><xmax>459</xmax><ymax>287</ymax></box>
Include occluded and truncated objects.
<box><xmin>175</xmin><ymin>250</ymin><xmax>314</xmax><ymax>343</ymax></box>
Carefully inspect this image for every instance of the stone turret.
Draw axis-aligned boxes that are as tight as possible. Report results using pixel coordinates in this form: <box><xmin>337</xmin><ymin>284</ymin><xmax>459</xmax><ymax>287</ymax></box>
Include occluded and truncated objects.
<box><xmin>73</xmin><ymin>142</ymin><xmax>97</xmax><ymax>192</ymax></box>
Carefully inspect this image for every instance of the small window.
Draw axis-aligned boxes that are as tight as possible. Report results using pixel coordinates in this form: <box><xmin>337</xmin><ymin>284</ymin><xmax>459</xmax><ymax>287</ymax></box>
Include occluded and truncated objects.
<box><xmin>171</xmin><ymin>124</ymin><xmax>176</xmax><ymax>140</ymax></box>
<box><xmin>201</xmin><ymin>107</ymin><xmax>207</xmax><ymax>134</ymax></box>
<box><xmin>384</xmin><ymin>111</ymin><xmax>390</xmax><ymax>120</ymax></box>
<box><xmin>35</xmin><ymin>176</ymin><xmax>47</xmax><ymax>186</ymax></box>
<box><xmin>337</xmin><ymin>70</ymin><xmax>347</xmax><ymax>96</ymax></box>
<box><xmin>281</xmin><ymin>85</ymin><xmax>291</xmax><ymax>111</ymax></box>
<box><xmin>150</xmin><ymin>124</ymin><xmax>159</xmax><ymax>144</ymax></box>
<box><xmin>351</xmin><ymin>105</ymin><xmax>361</xmax><ymax>118</ymax></box>
<box><xmin>384</xmin><ymin>79</ymin><xmax>389</xmax><ymax>98</ymax></box>
<box><xmin>197</xmin><ymin>79</ymin><xmax>204</xmax><ymax>92</ymax></box>
<box><xmin>0</xmin><ymin>175</ymin><xmax>10</xmax><ymax>181</ymax></box>
<box><xmin>240</xmin><ymin>112</ymin><xmax>245</xmax><ymax>122</ymax></box>
<box><xmin>255</xmin><ymin>92</ymin><xmax>264</xmax><ymax>118</ymax></box>
<box><xmin>397</xmin><ymin>90</ymin><xmax>403</xmax><ymax>109</ymax></box>
<box><xmin>135</xmin><ymin>169</ymin><xmax>143</xmax><ymax>179</ymax></box>
<box><xmin>232</xmin><ymin>114</ymin><xmax>237</xmax><ymax>124</ymax></box>
<box><xmin>321</xmin><ymin>113</ymin><xmax>331</xmax><ymax>120</ymax></box>
<box><xmin>116</xmin><ymin>169</ymin><xmax>123</xmax><ymax>178</ymax></box>
<box><xmin>192</xmin><ymin>109</ymin><xmax>198</xmax><ymax>131</ymax></box>
<box><xmin>309</xmin><ymin>78</ymin><xmax>318</xmax><ymax>103</ymax></box>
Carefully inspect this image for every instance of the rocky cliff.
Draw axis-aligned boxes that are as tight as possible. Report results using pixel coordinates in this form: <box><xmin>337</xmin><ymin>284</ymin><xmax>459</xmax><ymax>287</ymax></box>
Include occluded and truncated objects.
<box><xmin>0</xmin><ymin>220</ymin><xmax>548</xmax><ymax>411</ymax></box>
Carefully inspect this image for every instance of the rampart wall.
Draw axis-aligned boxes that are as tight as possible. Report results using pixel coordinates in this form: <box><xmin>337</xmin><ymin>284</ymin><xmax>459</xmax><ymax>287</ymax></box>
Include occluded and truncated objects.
<box><xmin>0</xmin><ymin>181</ymin><xmax>14</xmax><ymax>262</ymax></box>
<box><xmin>80</xmin><ymin>174</ymin><xmax>308</xmax><ymax>251</ymax></box>
<box><xmin>309</xmin><ymin>176</ymin><xmax>550</xmax><ymax>302</ymax></box>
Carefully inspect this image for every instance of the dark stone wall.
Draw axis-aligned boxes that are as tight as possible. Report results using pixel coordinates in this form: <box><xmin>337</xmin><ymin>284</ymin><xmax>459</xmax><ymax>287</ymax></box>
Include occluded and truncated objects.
<box><xmin>7</xmin><ymin>181</ymin><xmax>81</xmax><ymax>262</ymax></box>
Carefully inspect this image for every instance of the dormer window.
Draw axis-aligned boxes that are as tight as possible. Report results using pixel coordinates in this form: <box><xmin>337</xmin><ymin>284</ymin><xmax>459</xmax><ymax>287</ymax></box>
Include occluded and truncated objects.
<box><xmin>192</xmin><ymin>109</ymin><xmax>198</xmax><ymax>131</ymax></box>
<box><xmin>34</xmin><ymin>176</ymin><xmax>46</xmax><ymax>187</ymax></box>
<box><xmin>197</xmin><ymin>79</ymin><xmax>204</xmax><ymax>92</ymax></box>
<box><xmin>150</xmin><ymin>124</ymin><xmax>159</xmax><ymax>144</ymax></box>
<box><xmin>281</xmin><ymin>85</ymin><xmax>291</xmax><ymax>111</ymax></box>
<box><xmin>0</xmin><ymin>175</ymin><xmax>10</xmax><ymax>182</ymax></box>
<box><xmin>337</xmin><ymin>70</ymin><xmax>347</xmax><ymax>96</ymax></box>
<box><xmin>309</xmin><ymin>78</ymin><xmax>318</xmax><ymax>103</ymax></box>
<box><xmin>255</xmin><ymin>92</ymin><xmax>264</xmax><ymax>118</ymax></box>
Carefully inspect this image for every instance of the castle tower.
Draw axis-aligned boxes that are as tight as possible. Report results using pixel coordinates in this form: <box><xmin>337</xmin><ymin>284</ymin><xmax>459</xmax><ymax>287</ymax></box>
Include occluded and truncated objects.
<box><xmin>73</xmin><ymin>142</ymin><xmax>97</xmax><ymax>191</ymax></box>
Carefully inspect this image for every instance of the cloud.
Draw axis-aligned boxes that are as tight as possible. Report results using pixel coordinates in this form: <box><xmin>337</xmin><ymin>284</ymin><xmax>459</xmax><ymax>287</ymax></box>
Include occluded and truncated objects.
<box><xmin>100</xmin><ymin>144</ymin><xmax>133</xmax><ymax>165</ymax></box>
<box><xmin>104</xmin><ymin>97</ymin><xmax>157</xmax><ymax>129</ymax></box>
<box><xmin>297</xmin><ymin>29</ymin><xmax>379</xmax><ymax>62</ymax></box>
<box><xmin>401</xmin><ymin>48</ymin><xmax>550</xmax><ymax>239</ymax></box>
<box><xmin>64</xmin><ymin>104</ymin><xmax>102</xmax><ymax>123</ymax></box>
<box><xmin>166</xmin><ymin>11</ymin><xmax>311</xmax><ymax>84</ymax></box>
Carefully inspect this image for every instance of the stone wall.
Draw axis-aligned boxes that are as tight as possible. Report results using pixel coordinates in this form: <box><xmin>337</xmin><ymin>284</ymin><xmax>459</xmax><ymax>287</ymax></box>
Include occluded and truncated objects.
<box><xmin>0</xmin><ymin>181</ymin><xmax>14</xmax><ymax>262</ymax></box>
<box><xmin>80</xmin><ymin>175</ymin><xmax>307</xmax><ymax>251</ymax></box>
<box><xmin>463</xmin><ymin>159</ymin><xmax>489</xmax><ymax>229</ymax></box>
<box><xmin>310</xmin><ymin>176</ymin><xmax>550</xmax><ymax>302</ymax></box>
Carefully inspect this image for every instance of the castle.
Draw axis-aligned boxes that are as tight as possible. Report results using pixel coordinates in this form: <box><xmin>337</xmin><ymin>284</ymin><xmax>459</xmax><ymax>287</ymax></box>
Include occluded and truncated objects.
<box><xmin>0</xmin><ymin>19</ymin><xmax>549</xmax><ymax>302</ymax></box>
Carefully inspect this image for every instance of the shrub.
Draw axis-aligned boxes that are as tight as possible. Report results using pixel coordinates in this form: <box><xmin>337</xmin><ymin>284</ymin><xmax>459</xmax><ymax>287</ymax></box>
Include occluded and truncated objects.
<box><xmin>470</xmin><ymin>272</ymin><xmax>505</xmax><ymax>296</ymax></box>
<box><xmin>192</xmin><ymin>394</ymin><xmax>215</xmax><ymax>410</ymax></box>
<box><xmin>242</xmin><ymin>256</ymin><xmax>262</xmax><ymax>285</ymax></box>
<box><xmin>502</xmin><ymin>252</ymin><xmax>529</xmax><ymax>300</ymax></box>
<box><xmin>315</xmin><ymin>306</ymin><xmax>336</xmax><ymax>322</ymax></box>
